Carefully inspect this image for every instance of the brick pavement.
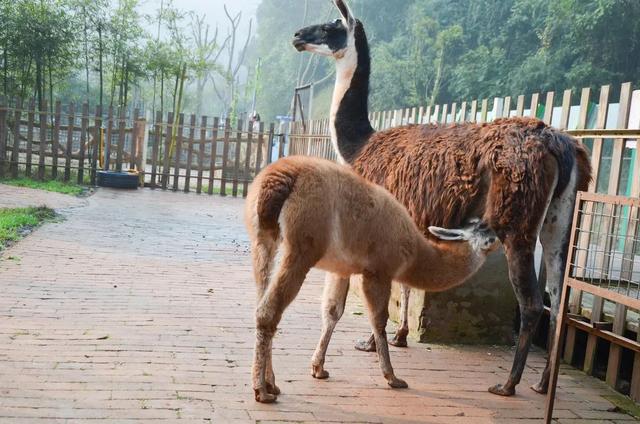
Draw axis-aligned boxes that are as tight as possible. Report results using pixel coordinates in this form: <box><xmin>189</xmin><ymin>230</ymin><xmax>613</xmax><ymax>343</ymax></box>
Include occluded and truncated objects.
<box><xmin>0</xmin><ymin>187</ymin><xmax>636</xmax><ymax>423</ymax></box>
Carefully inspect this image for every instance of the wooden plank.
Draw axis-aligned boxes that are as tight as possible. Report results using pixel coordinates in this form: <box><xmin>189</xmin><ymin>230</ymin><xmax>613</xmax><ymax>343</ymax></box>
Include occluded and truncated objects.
<box><xmin>503</xmin><ymin>96</ymin><xmax>511</xmax><ymax>117</ymax></box>
<box><xmin>232</xmin><ymin>120</ymin><xmax>243</xmax><ymax>197</ymax></box>
<box><xmin>255</xmin><ymin>122</ymin><xmax>265</xmax><ymax>175</ymax></box>
<box><xmin>77</xmin><ymin>103</ymin><xmax>88</xmax><ymax>184</ymax></box>
<box><xmin>104</xmin><ymin>106</ymin><xmax>113</xmax><ymax>171</ymax></box>
<box><xmin>150</xmin><ymin>111</ymin><xmax>161</xmax><ymax>188</ymax></box>
<box><xmin>278</xmin><ymin>128</ymin><xmax>286</xmax><ymax>159</ymax></box>
<box><xmin>184</xmin><ymin>114</ymin><xmax>196</xmax><ymax>193</ymax></box>
<box><xmin>480</xmin><ymin>99</ymin><xmax>488</xmax><ymax>123</ymax></box>
<box><xmin>516</xmin><ymin>95</ymin><xmax>525</xmax><ymax>117</ymax></box>
<box><xmin>90</xmin><ymin>105</ymin><xmax>102</xmax><ymax>185</ymax></box>
<box><xmin>208</xmin><ymin>117</ymin><xmax>220</xmax><ymax>195</ymax></box>
<box><xmin>243</xmin><ymin>119</ymin><xmax>253</xmax><ymax>197</ymax></box>
<box><xmin>219</xmin><ymin>118</ymin><xmax>232</xmax><ymax>196</ymax></box>
<box><xmin>25</xmin><ymin>100</ymin><xmax>35</xmax><ymax>177</ymax></box>
<box><xmin>64</xmin><ymin>103</ymin><xmax>75</xmax><ymax>182</ymax></box>
<box><xmin>530</xmin><ymin>93</ymin><xmax>540</xmax><ymax>118</ymax></box>
<box><xmin>441</xmin><ymin>104</ymin><xmax>448</xmax><ymax>124</ymax></box>
<box><xmin>543</xmin><ymin>92</ymin><xmax>554</xmax><ymax>125</ymax></box>
<box><xmin>450</xmin><ymin>103</ymin><xmax>457</xmax><ymax>123</ymax></box>
<box><xmin>161</xmin><ymin>111</ymin><xmax>174</xmax><ymax>190</ymax></box>
<box><xmin>604</xmin><ymin>83</ymin><xmax>637</xmax><ymax>391</ymax></box>
<box><xmin>459</xmin><ymin>102</ymin><xmax>467</xmax><ymax>123</ymax></box>
<box><xmin>0</xmin><ymin>97</ymin><xmax>6</xmax><ymax>178</ymax></box>
<box><xmin>606</xmin><ymin>304</ymin><xmax>628</xmax><ymax>389</ymax></box>
<box><xmin>116</xmin><ymin>107</ymin><xmax>126</xmax><ymax>171</ymax></box>
<box><xmin>559</xmin><ymin>89</ymin><xmax>572</xmax><ymax>130</ymax></box>
<box><xmin>172</xmin><ymin>113</ymin><xmax>184</xmax><ymax>191</ymax></box>
<box><xmin>130</xmin><ymin>108</ymin><xmax>139</xmax><ymax>170</ymax></box>
<box><xmin>52</xmin><ymin>101</ymin><xmax>61</xmax><ymax>179</ymax></box>
<box><xmin>631</xmin><ymin>328</ymin><xmax>640</xmax><ymax>402</ymax></box>
<box><xmin>469</xmin><ymin>101</ymin><xmax>477</xmax><ymax>123</ymax></box>
<box><xmin>10</xmin><ymin>99</ymin><xmax>21</xmax><ymax>178</ymax></box>
<box><xmin>38</xmin><ymin>100</ymin><xmax>48</xmax><ymax>180</ymax></box>
<box><xmin>493</xmin><ymin>97</ymin><xmax>503</xmax><ymax>119</ymax></box>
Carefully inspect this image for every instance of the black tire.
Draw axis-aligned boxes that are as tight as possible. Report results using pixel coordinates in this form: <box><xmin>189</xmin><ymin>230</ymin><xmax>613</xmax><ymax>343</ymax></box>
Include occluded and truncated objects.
<box><xmin>97</xmin><ymin>171</ymin><xmax>139</xmax><ymax>189</ymax></box>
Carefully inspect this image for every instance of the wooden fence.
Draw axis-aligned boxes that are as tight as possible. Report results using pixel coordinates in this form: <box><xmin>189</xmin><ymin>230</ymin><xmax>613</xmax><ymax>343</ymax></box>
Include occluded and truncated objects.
<box><xmin>290</xmin><ymin>82</ymin><xmax>640</xmax><ymax>399</ymax></box>
<box><xmin>144</xmin><ymin>113</ymin><xmax>277</xmax><ymax>196</ymax></box>
<box><xmin>0</xmin><ymin>98</ymin><xmax>285</xmax><ymax>197</ymax></box>
<box><xmin>0</xmin><ymin>98</ymin><xmax>147</xmax><ymax>186</ymax></box>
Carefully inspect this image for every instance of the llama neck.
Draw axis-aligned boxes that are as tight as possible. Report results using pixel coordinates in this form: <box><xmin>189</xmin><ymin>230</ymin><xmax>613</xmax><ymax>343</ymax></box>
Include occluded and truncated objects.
<box><xmin>330</xmin><ymin>23</ymin><xmax>374</xmax><ymax>164</ymax></box>
<box><xmin>400</xmin><ymin>237</ymin><xmax>484</xmax><ymax>292</ymax></box>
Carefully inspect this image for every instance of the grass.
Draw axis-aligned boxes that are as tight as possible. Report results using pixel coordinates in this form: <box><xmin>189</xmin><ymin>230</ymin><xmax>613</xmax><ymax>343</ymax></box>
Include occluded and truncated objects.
<box><xmin>0</xmin><ymin>206</ymin><xmax>57</xmax><ymax>250</ymax></box>
<box><xmin>1</xmin><ymin>176</ymin><xmax>86</xmax><ymax>196</ymax></box>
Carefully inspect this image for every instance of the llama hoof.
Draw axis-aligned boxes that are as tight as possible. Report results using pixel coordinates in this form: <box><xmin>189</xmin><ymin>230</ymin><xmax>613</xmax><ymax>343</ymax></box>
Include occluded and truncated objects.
<box><xmin>354</xmin><ymin>338</ymin><xmax>376</xmax><ymax>352</ymax></box>
<box><xmin>488</xmin><ymin>383</ymin><xmax>515</xmax><ymax>396</ymax></box>
<box><xmin>530</xmin><ymin>382</ymin><xmax>547</xmax><ymax>394</ymax></box>
<box><xmin>312</xmin><ymin>365</ymin><xmax>330</xmax><ymax>379</ymax></box>
<box><xmin>388</xmin><ymin>334</ymin><xmax>408</xmax><ymax>348</ymax></box>
<box><xmin>254</xmin><ymin>388</ymin><xmax>278</xmax><ymax>403</ymax></box>
<box><xmin>266</xmin><ymin>382</ymin><xmax>281</xmax><ymax>395</ymax></box>
<box><xmin>388</xmin><ymin>377</ymin><xmax>408</xmax><ymax>389</ymax></box>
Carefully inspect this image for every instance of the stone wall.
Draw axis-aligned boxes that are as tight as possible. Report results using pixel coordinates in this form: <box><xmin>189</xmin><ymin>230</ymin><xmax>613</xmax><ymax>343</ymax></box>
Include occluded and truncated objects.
<box><xmin>351</xmin><ymin>248</ymin><xmax>517</xmax><ymax>345</ymax></box>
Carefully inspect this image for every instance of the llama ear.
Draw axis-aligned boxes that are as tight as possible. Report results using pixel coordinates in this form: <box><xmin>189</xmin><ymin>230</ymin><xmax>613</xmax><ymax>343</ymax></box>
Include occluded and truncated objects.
<box><xmin>334</xmin><ymin>0</ymin><xmax>356</xmax><ymax>29</ymax></box>
<box><xmin>428</xmin><ymin>226</ymin><xmax>466</xmax><ymax>241</ymax></box>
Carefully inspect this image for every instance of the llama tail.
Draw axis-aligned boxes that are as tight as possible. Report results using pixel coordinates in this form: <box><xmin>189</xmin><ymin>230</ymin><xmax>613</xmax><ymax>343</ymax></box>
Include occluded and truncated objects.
<box><xmin>544</xmin><ymin>128</ymin><xmax>592</xmax><ymax>197</ymax></box>
<box><xmin>250</xmin><ymin>160</ymin><xmax>303</xmax><ymax>300</ymax></box>
<box><xmin>255</xmin><ymin>162</ymin><xmax>301</xmax><ymax>232</ymax></box>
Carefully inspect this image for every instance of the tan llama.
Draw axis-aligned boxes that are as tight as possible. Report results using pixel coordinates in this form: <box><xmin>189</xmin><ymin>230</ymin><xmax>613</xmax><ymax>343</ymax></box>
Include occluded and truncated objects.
<box><xmin>245</xmin><ymin>156</ymin><xmax>498</xmax><ymax>403</ymax></box>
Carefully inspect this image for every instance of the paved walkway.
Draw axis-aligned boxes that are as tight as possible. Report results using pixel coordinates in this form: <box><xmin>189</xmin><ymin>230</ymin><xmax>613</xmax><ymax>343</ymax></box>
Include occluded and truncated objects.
<box><xmin>0</xmin><ymin>187</ymin><xmax>636</xmax><ymax>423</ymax></box>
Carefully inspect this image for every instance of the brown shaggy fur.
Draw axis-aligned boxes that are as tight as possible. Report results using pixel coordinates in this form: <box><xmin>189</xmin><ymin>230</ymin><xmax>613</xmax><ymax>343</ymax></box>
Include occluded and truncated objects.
<box><xmin>352</xmin><ymin>117</ymin><xmax>591</xmax><ymax>242</ymax></box>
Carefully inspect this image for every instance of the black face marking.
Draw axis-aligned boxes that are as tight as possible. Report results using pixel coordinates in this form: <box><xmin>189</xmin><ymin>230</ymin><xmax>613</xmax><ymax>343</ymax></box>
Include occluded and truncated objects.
<box><xmin>293</xmin><ymin>20</ymin><xmax>348</xmax><ymax>53</ymax></box>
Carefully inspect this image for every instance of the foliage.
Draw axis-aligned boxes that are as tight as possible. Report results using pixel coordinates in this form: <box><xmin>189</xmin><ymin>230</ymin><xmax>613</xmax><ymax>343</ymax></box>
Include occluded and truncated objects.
<box><xmin>252</xmin><ymin>0</ymin><xmax>640</xmax><ymax>119</ymax></box>
<box><xmin>0</xmin><ymin>206</ymin><xmax>56</xmax><ymax>249</ymax></box>
<box><xmin>1</xmin><ymin>176</ymin><xmax>86</xmax><ymax>196</ymax></box>
<box><xmin>0</xmin><ymin>0</ymin><xmax>255</xmax><ymax>120</ymax></box>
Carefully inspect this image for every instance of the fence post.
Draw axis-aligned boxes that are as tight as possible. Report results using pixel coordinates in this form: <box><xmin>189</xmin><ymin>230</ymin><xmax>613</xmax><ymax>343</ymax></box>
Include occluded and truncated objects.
<box><xmin>130</xmin><ymin>108</ymin><xmax>139</xmax><ymax>171</ymax></box>
<box><xmin>266</xmin><ymin>123</ymin><xmax>275</xmax><ymax>165</ymax></box>
<box><xmin>161</xmin><ymin>111</ymin><xmax>174</xmax><ymax>189</ymax></box>
<box><xmin>64</xmin><ymin>103</ymin><xmax>75</xmax><ymax>182</ymax></box>
<box><xmin>78</xmin><ymin>103</ymin><xmax>89</xmax><ymax>184</ymax></box>
<box><xmin>38</xmin><ymin>100</ymin><xmax>48</xmax><ymax>180</ymax></box>
<box><xmin>232</xmin><ymin>119</ymin><xmax>243</xmax><ymax>197</ymax></box>
<box><xmin>52</xmin><ymin>101</ymin><xmax>62</xmax><ymax>179</ymax></box>
<box><xmin>172</xmin><ymin>113</ymin><xmax>185</xmax><ymax>191</ymax></box>
<box><xmin>25</xmin><ymin>99</ymin><xmax>35</xmax><ymax>177</ymax></box>
<box><xmin>11</xmin><ymin>99</ymin><xmax>22</xmax><ymax>178</ymax></box>
<box><xmin>91</xmin><ymin>105</ymin><xmax>102</xmax><ymax>186</ymax></box>
<box><xmin>220</xmin><ymin>118</ymin><xmax>232</xmax><ymax>196</ymax></box>
<box><xmin>208</xmin><ymin>117</ymin><xmax>220</xmax><ymax>195</ymax></box>
<box><xmin>184</xmin><ymin>114</ymin><xmax>196</xmax><ymax>193</ymax></box>
<box><xmin>0</xmin><ymin>96</ymin><xmax>7</xmax><ymax>178</ymax></box>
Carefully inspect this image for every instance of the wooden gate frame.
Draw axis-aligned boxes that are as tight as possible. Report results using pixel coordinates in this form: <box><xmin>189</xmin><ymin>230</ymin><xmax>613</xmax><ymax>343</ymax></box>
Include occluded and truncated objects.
<box><xmin>545</xmin><ymin>192</ymin><xmax>640</xmax><ymax>423</ymax></box>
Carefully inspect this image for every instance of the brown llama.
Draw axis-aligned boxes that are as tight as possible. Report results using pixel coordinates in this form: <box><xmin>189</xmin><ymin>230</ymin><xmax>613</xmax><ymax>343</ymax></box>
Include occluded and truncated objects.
<box><xmin>246</xmin><ymin>155</ymin><xmax>498</xmax><ymax>403</ymax></box>
<box><xmin>292</xmin><ymin>0</ymin><xmax>592</xmax><ymax>396</ymax></box>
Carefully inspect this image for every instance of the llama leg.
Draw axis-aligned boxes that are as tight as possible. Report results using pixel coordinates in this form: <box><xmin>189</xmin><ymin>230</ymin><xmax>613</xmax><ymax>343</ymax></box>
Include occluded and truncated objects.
<box><xmin>253</xmin><ymin>252</ymin><xmax>312</xmax><ymax>403</ymax></box>
<box><xmin>265</xmin><ymin>338</ymin><xmax>280</xmax><ymax>395</ymax></box>
<box><xmin>532</xmin><ymin>190</ymin><xmax>576</xmax><ymax>394</ymax></box>
<box><xmin>251</xmin><ymin>231</ymin><xmax>278</xmax><ymax>302</ymax></box>
<box><xmin>311</xmin><ymin>273</ymin><xmax>350</xmax><ymax>379</ymax></box>
<box><xmin>489</xmin><ymin>240</ymin><xmax>542</xmax><ymax>397</ymax></box>
<box><xmin>389</xmin><ymin>284</ymin><xmax>410</xmax><ymax>347</ymax></box>
<box><xmin>361</xmin><ymin>274</ymin><xmax>408</xmax><ymax>389</ymax></box>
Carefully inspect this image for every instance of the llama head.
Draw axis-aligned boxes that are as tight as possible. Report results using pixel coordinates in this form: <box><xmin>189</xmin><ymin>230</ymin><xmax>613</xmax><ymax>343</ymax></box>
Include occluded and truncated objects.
<box><xmin>292</xmin><ymin>0</ymin><xmax>357</xmax><ymax>59</ymax></box>
<box><xmin>428</xmin><ymin>219</ymin><xmax>499</xmax><ymax>254</ymax></box>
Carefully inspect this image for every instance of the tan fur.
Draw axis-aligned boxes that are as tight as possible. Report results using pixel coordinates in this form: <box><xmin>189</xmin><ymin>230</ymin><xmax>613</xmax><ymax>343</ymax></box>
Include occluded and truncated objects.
<box><xmin>245</xmin><ymin>156</ymin><xmax>497</xmax><ymax>402</ymax></box>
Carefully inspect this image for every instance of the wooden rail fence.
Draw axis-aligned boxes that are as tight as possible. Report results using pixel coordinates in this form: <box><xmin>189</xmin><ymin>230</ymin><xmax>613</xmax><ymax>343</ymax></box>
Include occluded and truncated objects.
<box><xmin>0</xmin><ymin>97</ymin><xmax>284</xmax><ymax>197</ymax></box>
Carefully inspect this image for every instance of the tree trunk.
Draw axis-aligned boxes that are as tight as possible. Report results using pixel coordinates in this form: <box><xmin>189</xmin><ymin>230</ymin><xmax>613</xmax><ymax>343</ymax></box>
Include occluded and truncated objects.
<box><xmin>83</xmin><ymin>6</ymin><xmax>90</xmax><ymax>98</ymax></box>
<box><xmin>160</xmin><ymin>71</ymin><xmax>164</xmax><ymax>117</ymax></box>
<box><xmin>429</xmin><ymin>46</ymin><xmax>445</xmax><ymax>108</ymax></box>
<box><xmin>35</xmin><ymin>59</ymin><xmax>43</xmax><ymax>111</ymax></box>
<box><xmin>98</xmin><ymin>23</ymin><xmax>104</xmax><ymax>107</ymax></box>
